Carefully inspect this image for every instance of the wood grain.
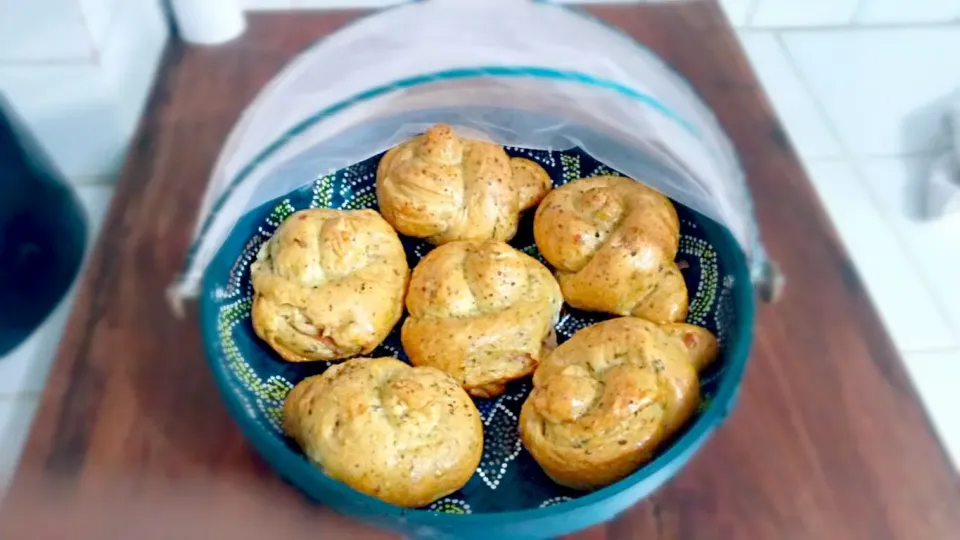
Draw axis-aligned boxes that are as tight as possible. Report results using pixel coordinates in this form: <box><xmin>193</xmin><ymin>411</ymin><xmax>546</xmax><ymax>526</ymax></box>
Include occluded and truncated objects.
<box><xmin>3</xmin><ymin>3</ymin><xmax>959</xmax><ymax>539</ymax></box>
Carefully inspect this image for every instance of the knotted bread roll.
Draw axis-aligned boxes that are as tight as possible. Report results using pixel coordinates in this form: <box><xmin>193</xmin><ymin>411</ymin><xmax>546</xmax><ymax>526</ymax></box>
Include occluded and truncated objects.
<box><xmin>519</xmin><ymin>317</ymin><xmax>717</xmax><ymax>491</ymax></box>
<box><xmin>376</xmin><ymin>123</ymin><xmax>552</xmax><ymax>245</ymax></box>
<box><xmin>283</xmin><ymin>357</ymin><xmax>483</xmax><ymax>507</ymax></box>
<box><xmin>402</xmin><ymin>240</ymin><xmax>563</xmax><ymax>398</ymax></box>
<box><xmin>533</xmin><ymin>175</ymin><xmax>688</xmax><ymax>324</ymax></box>
<box><xmin>251</xmin><ymin>209</ymin><xmax>409</xmax><ymax>362</ymax></box>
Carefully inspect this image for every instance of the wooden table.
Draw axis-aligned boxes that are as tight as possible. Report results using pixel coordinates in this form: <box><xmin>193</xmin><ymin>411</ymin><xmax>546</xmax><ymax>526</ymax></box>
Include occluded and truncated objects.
<box><xmin>3</xmin><ymin>3</ymin><xmax>960</xmax><ymax>539</ymax></box>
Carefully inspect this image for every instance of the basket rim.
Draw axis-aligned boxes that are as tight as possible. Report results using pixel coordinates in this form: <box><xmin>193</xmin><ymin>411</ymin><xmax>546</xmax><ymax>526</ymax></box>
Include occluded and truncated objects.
<box><xmin>182</xmin><ymin>64</ymin><xmax>702</xmax><ymax>280</ymax></box>
<box><xmin>197</xmin><ymin>182</ymin><xmax>755</xmax><ymax>532</ymax></box>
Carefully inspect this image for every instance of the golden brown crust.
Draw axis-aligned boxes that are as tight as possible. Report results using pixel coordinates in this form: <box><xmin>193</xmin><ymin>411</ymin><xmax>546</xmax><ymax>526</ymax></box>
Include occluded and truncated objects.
<box><xmin>519</xmin><ymin>317</ymin><xmax>713</xmax><ymax>491</ymax></box>
<box><xmin>250</xmin><ymin>209</ymin><xmax>409</xmax><ymax>362</ymax></box>
<box><xmin>283</xmin><ymin>357</ymin><xmax>483</xmax><ymax>508</ymax></box>
<box><xmin>376</xmin><ymin>124</ymin><xmax>551</xmax><ymax>245</ymax></box>
<box><xmin>532</xmin><ymin>175</ymin><xmax>688</xmax><ymax>324</ymax></box>
<box><xmin>660</xmin><ymin>323</ymin><xmax>719</xmax><ymax>373</ymax></box>
<box><xmin>511</xmin><ymin>157</ymin><xmax>553</xmax><ymax>211</ymax></box>
<box><xmin>401</xmin><ymin>241</ymin><xmax>563</xmax><ymax>398</ymax></box>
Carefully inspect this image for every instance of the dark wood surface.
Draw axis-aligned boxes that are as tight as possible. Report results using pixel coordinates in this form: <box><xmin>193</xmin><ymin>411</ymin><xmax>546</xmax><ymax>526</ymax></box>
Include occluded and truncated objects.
<box><xmin>3</xmin><ymin>2</ymin><xmax>960</xmax><ymax>539</ymax></box>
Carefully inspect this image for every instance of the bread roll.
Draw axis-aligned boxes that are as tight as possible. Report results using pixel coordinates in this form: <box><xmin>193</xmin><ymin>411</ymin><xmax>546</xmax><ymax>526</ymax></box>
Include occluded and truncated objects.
<box><xmin>519</xmin><ymin>317</ymin><xmax>717</xmax><ymax>491</ymax></box>
<box><xmin>533</xmin><ymin>175</ymin><xmax>688</xmax><ymax>323</ymax></box>
<box><xmin>283</xmin><ymin>357</ymin><xmax>483</xmax><ymax>508</ymax></box>
<box><xmin>402</xmin><ymin>240</ymin><xmax>562</xmax><ymax>398</ymax></box>
<box><xmin>376</xmin><ymin>123</ymin><xmax>551</xmax><ymax>245</ymax></box>
<box><xmin>251</xmin><ymin>209</ymin><xmax>408</xmax><ymax>362</ymax></box>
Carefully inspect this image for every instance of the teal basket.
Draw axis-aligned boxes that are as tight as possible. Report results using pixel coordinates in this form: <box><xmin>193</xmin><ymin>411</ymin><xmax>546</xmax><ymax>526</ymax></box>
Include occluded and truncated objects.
<box><xmin>198</xmin><ymin>146</ymin><xmax>755</xmax><ymax>539</ymax></box>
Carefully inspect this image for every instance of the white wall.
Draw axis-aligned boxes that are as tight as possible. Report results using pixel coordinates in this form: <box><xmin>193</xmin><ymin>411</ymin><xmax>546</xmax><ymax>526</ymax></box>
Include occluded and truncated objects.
<box><xmin>0</xmin><ymin>0</ymin><xmax>169</xmax><ymax>184</ymax></box>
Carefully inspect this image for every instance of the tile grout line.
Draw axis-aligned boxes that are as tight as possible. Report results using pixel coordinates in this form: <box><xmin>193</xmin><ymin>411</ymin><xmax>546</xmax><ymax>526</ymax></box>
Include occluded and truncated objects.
<box><xmin>72</xmin><ymin>0</ymin><xmax>103</xmax><ymax>64</ymax></box>
<box><xmin>801</xmin><ymin>148</ymin><xmax>949</xmax><ymax>164</ymax></box>
<box><xmin>743</xmin><ymin>0</ymin><xmax>762</xmax><ymax>27</ymax></box>
<box><xmin>772</xmin><ymin>32</ymin><xmax>853</xmax><ymax>176</ymax></box>
<box><xmin>774</xmin><ymin>30</ymin><xmax>960</xmax><ymax>349</ymax></box>
<box><xmin>0</xmin><ymin>56</ymin><xmax>98</xmax><ymax>67</ymax></box>
<box><xmin>69</xmin><ymin>175</ymin><xmax>118</xmax><ymax>187</ymax></box>
<box><xmin>742</xmin><ymin>19</ymin><xmax>960</xmax><ymax>33</ymax></box>
<box><xmin>839</xmin><ymin>167</ymin><xmax>960</xmax><ymax>341</ymax></box>
<box><xmin>901</xmin><ymin>345</ymin><xmax>960</xmax><ymax>357</ymax></box>
<box><xmin>849</xmin><ymin>0</ymin><xmax>866</xmax><ymax>24</ymax></box>
<box><xmin>0</xmin><ymin>391</ymin><xmax>42</xmax><ymax>402</ymax></box>
<box><xmin>853</xmin><ymin>168</ymin><xmax>960</xmax><ymax>337</ymax></box>
<box><xmin>772</xmin><ymin>31</ymin><xmax>850</xmax><ymax>160</ymax></box>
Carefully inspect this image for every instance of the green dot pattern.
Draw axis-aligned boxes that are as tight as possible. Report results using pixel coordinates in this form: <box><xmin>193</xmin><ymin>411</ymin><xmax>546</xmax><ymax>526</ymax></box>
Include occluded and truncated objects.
<box><xmin>560</xmin><ymin>154</ymin><xmax>580</xmax><ymax>185</ymax></box>
<box><xmin>428</xmin><ymin>498</ymin><xmax>472</xmax><ymax>515</ymax></box>
<box><xmin>311</xmin><ymin>174</ymin><xmax>335</xmax><ymax>209</ymax></box>
<box><xmin>679</xmin><ymin>233</ymin><xmax>719</xmax><ymax>327</ymax></box>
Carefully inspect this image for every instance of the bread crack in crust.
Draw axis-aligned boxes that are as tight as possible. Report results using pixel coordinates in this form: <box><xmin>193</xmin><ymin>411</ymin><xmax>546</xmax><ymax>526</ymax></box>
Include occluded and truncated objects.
<box><xmin>283</xmin><ymin>357</ymin><xmax>483</xmax><ymax>507</ymax></box>
<box><xmin>376</xmin><ymin>123</ymin><xmax>552</xmax><ymax>245</ymax></box>
<box><xmin>251</xmin><ymin>209</ymin><xmax>409</xmax><ymax>362</ymax></box>
<box><xmin>533</xmin><ymin>175</ymin><xmax>688</xmax><ymax>323</ymax></box>
<box><xmin>519</xmin><ymin>317</ymin><xmax>717</xmax><ymax>491</ymax></box>
<box><xmin>402</xmin><ymin>241</ymin><xmax>563</xmax><ymax>398</ymax></box>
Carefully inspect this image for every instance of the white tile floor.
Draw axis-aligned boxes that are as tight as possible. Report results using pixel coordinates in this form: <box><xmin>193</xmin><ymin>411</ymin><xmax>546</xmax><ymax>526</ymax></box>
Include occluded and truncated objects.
<box><xmin>740</xmin><ymin>29</ymin><xmax>960</xmax><ymax>472</ymax></box>
<box><xmin>0</xmin><ymin>184</ymin><xmax>113</xmax><ymax>492</ymax></box>
<box><xmin>2</xmin><ymin>21</ymin><xmax>960</xmax><ymax>494</ymax></box>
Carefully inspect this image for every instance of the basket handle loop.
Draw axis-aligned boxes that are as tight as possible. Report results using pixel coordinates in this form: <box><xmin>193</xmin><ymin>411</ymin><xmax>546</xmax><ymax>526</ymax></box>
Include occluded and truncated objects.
<box><xmin>756</xmin><ymin>259</ymin><xmax>785</xmax><ymax>303</ymax></box>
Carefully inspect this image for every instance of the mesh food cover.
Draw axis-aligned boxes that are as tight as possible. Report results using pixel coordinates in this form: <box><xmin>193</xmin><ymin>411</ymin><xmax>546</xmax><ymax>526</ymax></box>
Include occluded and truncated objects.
<box><xmin>171</xmin><ymin>0</ymin><xmax>767</xmax><ymax>304</ymax></box>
